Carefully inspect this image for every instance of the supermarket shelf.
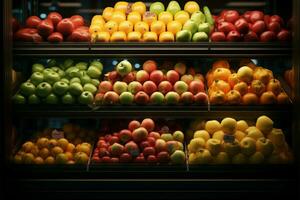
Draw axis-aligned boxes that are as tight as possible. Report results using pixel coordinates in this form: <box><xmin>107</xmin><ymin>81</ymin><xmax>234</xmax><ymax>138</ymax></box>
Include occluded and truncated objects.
<box><xmin>13</xmin><ymin>42</ymin><xmax>292</xmax><ymax>57</ymax></box>
<box><xmin>12</xmin><ymin>104</ymin><xmax>293</xmax><ymax>118</ymax></box>
<box><xmin>12</xmin><ymin>105</ymin><xmax>208</xmax><ymax>118</ymax></box>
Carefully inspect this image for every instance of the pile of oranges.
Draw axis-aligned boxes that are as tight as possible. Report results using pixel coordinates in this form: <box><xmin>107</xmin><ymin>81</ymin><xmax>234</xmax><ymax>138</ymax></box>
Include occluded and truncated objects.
<box><xmin>89</xmin><ymin>1</ymin><xmax>198</xmax><ymax>42</ymax></box>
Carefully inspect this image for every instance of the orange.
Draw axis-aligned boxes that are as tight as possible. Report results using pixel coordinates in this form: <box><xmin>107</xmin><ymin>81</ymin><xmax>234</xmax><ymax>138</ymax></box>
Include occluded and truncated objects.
<box><xmin>110</xmin><ymin>31</ymin><xmax>127</xmax><ymax>42</ymax></box>
<box><xmin>184</xmin><ymin>1</ymin><xmax>200</xmax><ymax>14</ymax></box>
<box><xmin>111</xmin><ymin>11</ymin><xmax>126</xmax><ymax>24</ymax></box>
<box><xmin>174</xmin><ymin>11</ymin><xmax>190</xmax><ymax>25</ymax></box>
<box><xmin>91</xmin><ymin>15</ymin><xmax>105</xmax><ymax>25</ymax></box>
<box><xmin>143</xmin><ymin>32</ymin><xmax>158</xmax><ymax>42</ymax></box>
<box><xmin>131</xmin><ymin>2</ymin><xmax>146</xmax><ymax>15</ymax></box>
<box><xmin>150</xmin><ymin>21</ymin><xmax>166</xmax><ymax>35</ymax></box>
<box><xmin>158</xmin><ymin>12</ymin><xmax>173</xmax><ymax>25</ymax></box>
<box><xmin>142</xmin><ymin>12</ymin><xmax>157</xmax><ymax>26</ymax></box>
<box><xmin>167</xmin><ymin>21</ymin><xmax>182</xmax><ymax>35</ymax></box>
<box><xmin>127</xmin><ymin>31</ymin><xmax>142</xmax><ymax>42</ymax></box>
<box><xmin>159</xmin><ymin>32</ymin><xmax>175</xmax><ymax>42</ymax></box>
<box><xmin>103</xmin><ymin>7</ymin><xmax>114</xmax><ymax>22</ymax></box>
<box><xmin>114</xmin><ymin>1</ymin><xmax>128</xmax><ymax>13</ymax></box>
<box><xmin>127</xmin><ymin>11</ymin><xmax>141</xmax><ymax>25</ymax></box>
<box><xmin>104</xmin><ymin>21</ymin><xmax>118</xmax><ymax>34</ymax></box>
<box><xmin>118</xmin><ymin>21</ymin><xmax>133</xmax><ymax>34</ymax></box>
<box><xmin>134</xmin><ymin>21</ymin><xmax>149</xmax><ymax>35</ymax></box>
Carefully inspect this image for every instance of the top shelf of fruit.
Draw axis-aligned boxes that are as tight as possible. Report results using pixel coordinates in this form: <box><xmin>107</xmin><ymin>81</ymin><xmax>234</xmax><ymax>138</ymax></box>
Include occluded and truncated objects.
<box><xmin>13</xmin><ymin>1</ymin><xmax>292</xmax><ymax>44</ymax></box>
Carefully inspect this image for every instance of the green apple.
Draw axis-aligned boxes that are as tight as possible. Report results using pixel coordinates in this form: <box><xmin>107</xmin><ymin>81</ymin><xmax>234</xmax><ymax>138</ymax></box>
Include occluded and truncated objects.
<box><xmin>192</xmin><ymin>32</ymin><xmax>209</xmax><ymax>42</ymax></box>
<box><xmin>70</xmin><ymin>77</ymin><xmax>81</xmax><ymax>84</ymax></box>
<box><xmin>28</xmin><ymin>94</ymin><xmax>40</xmax><ymax>104</ymax></box>
<box><xmin>32</xmin><ymin>63</ymin><xmax>45</xmax><ymax>73</ymax></box>
<box><xmin>116</xmin><ymin>60</ymin><xmax>132</xmax><ymax>76</ymax></box>
<box><xmin>69</xmin><ymin>82</ymin><xmax>83</xmax><ymax>96</ymax></box>
<box><xmin>91</xmin><ymin>79</ymin><xmax>100</xmax><ymax>87</ymax></box>
<box><xmin>61</xmin><ymin>78</ymin><xmax>70</xmax><ymax>84</ymax></box>
<box><xmin>198</xmin><ymin>23</ymin><xmax>211</xmax><ymax>35</ymax></box>
<box><xmin>80</xmin><ymin>73</ymin><xmax>92</xmax><ymax>85</ymax></box>
<box><xmin>248</xmin><ymin>152</ymin><xmax>265</xmax><ymax>164</ymax></box>
<box><xmin>36</xmin><ymin>82</ymin><xmax>52</xmax><ymax>97</ymax></box>
<box><xmin>20</xmin><ymin>82</ymin><xmax>35</xmax><ymax>96</ymax></box>
<box><xmin>47</xmin><ymin>59</ymin><xmax>57</xmax><ymax>67</ymax></box>
<box><xmin>161</xmin><ymin>133</ymin><xmax>173</xmax><ymax>142</ymax></box>
<box><xmin>30</xmin><ymin>72</ymin><xmax>44</xmax><ymax>86</ymax></box>
<box><xmin>75</xmin><ymin>62</ymin><xmax>88</xmax><ymax>70</ymax></box>
<box><xmin>62</xmin><ymin>92</ymin><xmax>75</xmax><ymax>104</ymax></box>
<box><xmin>170</xmin><ymin>150</ymin><xmax>186</xmax><ymax>165</ymax></box>
<box><xmin>150</xmin><ymin>92</ymin><xmax>164</xmax><ymax>105</ymax></box>
<box><xmin>12</xmin><ymin>94</ymin><xmax>26</xmax><ymax>104</ymax></box>
<box><xmin>63</xmin><ymin>59</ymin><xmax>74</xmax><ymax>69</ymax></box>
<box><xmin>78</xmin><ymin>91</ymin><xmax>94</xmax><ymax>104</ymax></box>
<box><xmin>166</xmin><ymin>1</ymin><xmax>181</xmax><ymax>15</ymax></box>
<box><xmin>150</xmin><ymin>2</ymin><xmax>165</xmax><ymax>15</ymax></box>
<box><xmin>87</xmin><ymin>66</ymin><xmax>101</xmax><ymax>79</ymax></box>
<box><xmin>176</xmin><ymin>30</ymin><xmax>192</xmax><ymax>42</ymax></box>
<box><xmin>90</xmin><ymin>60</ymin><xmax>103</xmax><ymax>71</ymax></box>
<box><xmin>213</xmin><ymin>152</ymin><xmax>230</xmax><ymax>164</ymax></box>
<box><xmin>191</xmin><ymin>11</ymin><xmax>206</xmax><ymax>25</ymax></box>
<box><xmin>173</xmin><ymin>131</ymin><xmax>184</xmax><ymax>143</ymax></box>
<box><xmin>50</xmin><ymin>66</ymin><xmax>60</xmax><ymax>73</ymax></box>
<box><xmin>240</xmin><ymin>137</ymin><xmax>256</xmax><ymax>156</ymax></box>
<box><xmin>44</xmin><ymin>71</ymin><xmax>60</xmax><ymax>85</ymax></box>
<box><xmin>119</xmin><ymin>92</ymin><xmax>134</xmax><ymax>105</ymax></box>
<box><xmin>183</xmin><ymin>20</ymin><xmax>198</xmax><ymax>35</ymax></box>
<box><xmin>69</xmin><ymin>67</ymin><xmax>81</xmax><ymax>78</ymax></box>
<box><xmin>83</xmin><ymin>83</ymin><xmax>97</xmax><ymax>95</ymax></box>
<box><xmin>43</xmin><ymin>68</ymin><xmax>54</xmax><ymax>76</ymax></box>
<box><xmin>53</xmin><ymin>81</ymin><xmax>69</xmax><ymax>95</ymax></box>
<box><xmin>57</xmin><ymin>69</ymin><xmax>65</xmax><ymax>78</ymax></box>
<box><xmin>45</xmin><ymin>93</ymin><xmax>59</xmax><ymax>104</ymax></box>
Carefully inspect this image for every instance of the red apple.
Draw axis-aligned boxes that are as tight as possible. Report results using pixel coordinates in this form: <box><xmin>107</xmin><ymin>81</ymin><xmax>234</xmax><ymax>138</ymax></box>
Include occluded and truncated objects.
<box><xmin>189</xmin><ymin>80</ymin><xmax>204</xmax><ymax>94</ymax></box>
<box><xmin>250</xmin><ymin>11</ymin><xmax>264</xmax><ymax>23</ymax></box>
<box><xmin>108</xmin><ymin>136</ymin><xmax>119</xmax><ymax>145</ymax></box>
<box><xmin>47</xmin><ymin>32</ymin><xmax>63</xmax><ymax>42</ymax></box>
<box><xmin>98</xmin><ymin>148</ymin><xmax>110</xmax><ymax>157</ymax></box>
<box><xmin>26</xmin><ymin>16</ymin><xmax>41</xmax><ymax>28</ymax></box>
<box><xmin>141</xmin><ymin>118</ymin><xmax>155</xmax><ymax>132</ymax></box>
<box><xmin>244</xmin><ymin>31</ymin><xmax>259</xmax><ymax>42</ymax></box>
<box><xmin>166</xmin><ymin>70</ymin><xmax>180</xmax><ymax>84</ymax></box>
<box><xmin>123</xmin><ymin>72</ymin><xmax>136</xmax><ymax>84</ymax></box>
<box><xmin>111</xmin><ymin>157</ymin><xmax>120</xmax><ymax>163</ymax></box>
<box><xmin>260</xmin><ymin>31</ymin><xmax>276</xmax><ymax>42</ymax></box>
<box><xmin>147</xmin><ymin>136</ymin><xmax>156</xmax><ymax>146</ymax></box>
<box><xmin>143</xmin><ymin>60</ymin><xmax>157</xmax><ymax>73</ymax></box>
<box><xmin>102</xmin><ymin>156</ymin><xmax>111</xmax><ymax>163</ymax></box>
<box><xmin>125</xmin><ymin>141</ymin><xmax>140</xmax><ymax>157</ymax></box>
<box><xmin>140</xmin><ymin>141</ymin><xmax>150</xmax><ymax>150</ymax></box>
<box><xmin>270</xmin><ymin>15</ymin><xmax>284</xmax><ymax>26</ymax></box>
<box><xmin>157</xmin><ymin>151</ymin><xmax>170</xmax><ymax>163</ymax></box>
<box><xmin>268</xmin><ymin>21</ymin><xmax>281</xmax><ymax>33</ymax></box>
<box><xmin>99</xmin><ymin>81</ymin><xmax>113</xmax><ymax>93</ymax></box>
<box><xmin>224</xmin><ymin>10</ymin><xmax>239</xmax><ymax>23</ymax></box>
<box><xmin>57</xmin><ymin>18</ymin><xmax>75</xmax><ymax>36</ymax></box>
<box><xmin>218</xmin><ymin>21</ymin><xmax>236</xmax><ymax>34</ymax></box>
<box><xmin>128</xmin><ymin>120</ymin><xmax>140</xmax><ymax>131</ymax></box>
<box><xmin>37</xmin><ymin>19</ymin><xmax>54</xmax><ymax>37</ymax></box>
<box><xmin>47</xmin><ymin>12</ymin><xmax>62</xmax><ymax>26</ymax></box>
<box><xmin>211</xmin><ymin>32</ymin><xmax>226</xmax><ymax>42</ymax></box>
<box><xmin>226</xmin><ymin>30</ymin><xmax>241</xmax><ymax>41</ymax></box>
<box><xmin>158</xmin><ymin>81</ymin><xmax>173</xmax><ymax>94</ymax></box>
<box><xmin>143</xmin><ymin>147</ymin><xmax>156</xmax><ymax>157</ymax></box>
<box><xmin>147</xmin><ymin>155</ymin><xmax>157</xmax><ymax>163</ymax></box>
<box><xmin>194</xmin><ymin>92</ymin><xmax>208</xmax><ymax>104</ymax></box>
<box><xmin>150</xmin><ymin>70</ymin><xmax>164</xmax><ymax>85</ymax></box>
<box><xmin>234</xmin><ymin>18</ymin><xmax>249</xmax><ymax>34</ymax></box>
<box><xmin>244</xmin><ymin>11</ymin><xmax>252</xmax><ymax>23</ymax></box>
<box><xmin>149</xmin><ymin>132</ymin><xmax>160</xmax><ymax>139</ymax></box>
<box><xmin>277</xmin><ymin>30</ymin><xmax>292</xmax><ymax>41</ymax></box>
<box><xmin>251</xmin><ymin>20</ymin><xmax>266</xmax><ymax>35</ymax></box>
<box><xmin>134</xmin><ymin>155</ymin><xmax>146</xmax><ymax>163</ymax></box>
<box><xmin>120</xmin><ymin>153</ymin><xmax>133</xmax><ymax>163</ymax></box>
<box><xmin>180</xmin><ymin>91</ymin><xmax>194</xmax><ymax>104</ymax></box>
<box><xmin>264</xmin><ymin>15</ymin><xmax>270</xmax><ymax>25</ymax></box>
<box><xmin>70</xmin><ymin>15</ymin><xmax>85</xmax><ymax>28</ymax></box>
<box><xmin>134</xmin><ymin>91</ymin><xmax>149</xmax><ymax>104</ymax></box>
<box><xmin>107</xmin><ymin>71</ymin><xmax>121</xmax><ymax>83</ymax></box>
<box><xmin>143</xmin><ymin>81</ymin><xmax>157</xmax><ymax>95</ymax></box>
<box><xmin>119</xmin><ymin>129</ymin><xmax>132</xmax><ymax>144</ymax></box>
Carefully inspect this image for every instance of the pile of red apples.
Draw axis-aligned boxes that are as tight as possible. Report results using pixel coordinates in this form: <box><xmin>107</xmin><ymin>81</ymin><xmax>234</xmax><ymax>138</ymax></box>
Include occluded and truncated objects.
<box><xmin>211</xmin><ymin>10</ymin><xmax>292</xmax><ymax>42</ymax></box>
<box><xmin>95</xmin><ymin>60</ymin><xmax>208</xmax><ymax>105</ymax></box>
<box><xmin>92</xmin><ymin>118</ymin><xmax>186</xmax><ymax>164</ymax></box>
<box><xmin>14</xmin><ymin>12</ymin><xmax>90</xmax><ymax>42</ymax></box>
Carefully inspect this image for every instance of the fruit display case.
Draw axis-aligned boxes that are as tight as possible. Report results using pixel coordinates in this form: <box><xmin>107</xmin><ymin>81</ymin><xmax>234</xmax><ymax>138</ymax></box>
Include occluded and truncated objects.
<box><xmin>2</xmin><ymin>0</ymin><xmax>300</xmax><ymax>199</ymax></box>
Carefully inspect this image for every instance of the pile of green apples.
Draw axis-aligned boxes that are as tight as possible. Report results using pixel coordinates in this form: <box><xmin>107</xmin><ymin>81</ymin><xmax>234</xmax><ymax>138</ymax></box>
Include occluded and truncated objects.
<box><xmin>13</xmin><ymin>59</ymin><xmax>103</xmax><ymax>105</ymax></box>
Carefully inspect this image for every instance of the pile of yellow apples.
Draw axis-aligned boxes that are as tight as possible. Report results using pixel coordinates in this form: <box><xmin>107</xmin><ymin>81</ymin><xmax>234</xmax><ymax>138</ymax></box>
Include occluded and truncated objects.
<box><xmin>187</xmin><ymin>115</ymin><xmax>293</xmax><ymax>164</ymax></box>
<box><xmin>90</xmin><ymin>1</ymin><xmax>211</xmax><ymax>42</ymax></box>
<box><xmin>206</xmin><ymin>59</ymin><xmax>290</xmax><ymax>105</ymax></box>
